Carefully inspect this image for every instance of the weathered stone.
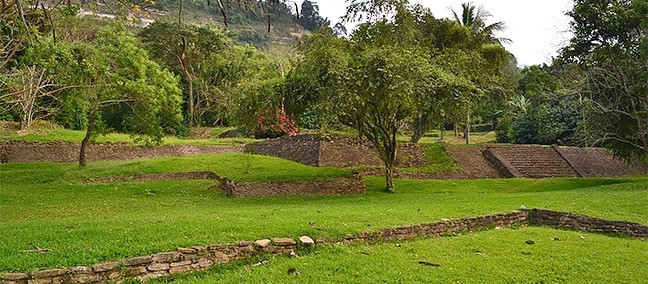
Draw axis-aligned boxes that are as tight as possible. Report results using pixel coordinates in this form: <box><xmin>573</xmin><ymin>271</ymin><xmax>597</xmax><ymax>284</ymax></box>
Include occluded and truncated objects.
<box><xmin>169</xmin><ymin>265</ymin><xmax>191</xmax><ymax>274</ymax></box>
<box><xmin>152</xmin><ymin>252</ymin><xmax>183</xmax><ymax>263</ymax></box>
<box><xmin>26</xmin><ymin>278</ymin><xmax>52</xmax><ymax>284</ymax></box>
<box><xmin>123</xmin><ymin>266</ymin><xmax>147</xmax><ymax>277</ymax></box>
<box><xmin>214</xmin><ymin>251</ymin><xmax>230</xmax><ymax>262</ymax></box>
<box><xmin>70</xmin><ymin>273</ymin><xmax>98</xmax><ymax>284</ymax></box>
<box><xmin>177</xmin><ymin>247</ymin><xmax>196</xmax><ymax>254</ymax></box>
<box><xmin>126</xmin><ymin>255</ymin><xmax>153</xmax><ymax>266</ymax></box>
<box><xmin>68</xmin><ymin>266</ymin><xmax>92</xmax><ymax>275</ymax></box>
<box><xmin>236</xmin><ymin>240</ymin><xmax>252</xmax><ymax>247</ymax></box>
<box><xmin>139</xmin><ymin>271</ymin><xmax>168</xmax><ymax>282</ymax></box>
<box><xmin>254</xmin><ymin>239</ymin><xmax>271</xmax><ymax>248</ymax></box>
<box><xmin>3</xmin><ymin>273</ymin><xmax>30</xmax><ymax>281</ymax></box>
<box><xmin>192</xmin><ymin>258</ymin><xmax>214</xmax><ymax>269</ymax></box>
<box><xmin>147</xmin><ymin>263</ymin><xmax>170</xmax><ymax>272</ymax></box>
<box><xmin>239</xmin><ymin>245</ymin><xmax>255</xmax><ymax>253</ymax></box>
<box><xmin>192</xmin><ymin>246</ymin><xmax>207</xmax><ymax>254</ymax></box>
<box><xmin>91</xmin><ymin>261</ymin><xmax>120</xmax><ymax>272</ymax></box>
<box><xmin>33</xmin><ymin>269</ymin><xmax>66</xmax><ymax>279</ymax></box>
<box><xmin>299</xmin><ymin>236</ymin><xmax>315</xmax><ymax>246</ymax></box>
<box><xmin>272</xmin><ymin>237</ymin><xmax>296</xmax><ymax>246</ymax></box>
<box><xmin>170</xmin><ymin>261</ymin><xmax>192</xmax><ymax>268</ymax></box>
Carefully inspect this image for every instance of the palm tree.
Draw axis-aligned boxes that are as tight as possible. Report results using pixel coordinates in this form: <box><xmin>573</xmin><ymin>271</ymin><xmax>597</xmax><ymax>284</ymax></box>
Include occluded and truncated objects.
<box><xmin>451</xmin><ymin>2</ymin><xmax>511</xmax><ymax>45</ymax></box>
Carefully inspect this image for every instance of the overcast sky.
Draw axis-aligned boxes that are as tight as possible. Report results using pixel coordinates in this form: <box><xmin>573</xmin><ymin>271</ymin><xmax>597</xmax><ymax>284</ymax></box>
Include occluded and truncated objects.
<box><xmin>296</xmin><ymin>0</ymin><xmax>575</xmax><ymax>67</ymax></box>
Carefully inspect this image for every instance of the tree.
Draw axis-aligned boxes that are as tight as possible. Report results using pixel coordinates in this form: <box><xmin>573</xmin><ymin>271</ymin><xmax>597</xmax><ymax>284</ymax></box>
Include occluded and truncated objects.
<box><xmin>561</xmin><ymin>0</ymin><xmax>648</xmax><ymax>160</ymax></box>
<box><xmin>54</xmin><ymin>25</ymin><xmax>183</xmax><ymax>166</ymax></box>
<box><xmin>449</xmin><ymin>2</ymin><xmax>513</xmax><ymax>143</ymax></box>
<box><xmin>297</xmin><ymin>0</ymin><xmax>330</xmax><ymax>31</ymax></box>
<box><xmin>451</xmin><ymin>2</ymin><xmax>510</xmax><ymax>45</ymax></box>
<box><xmin>139</xmin><ymin>21</ymin><xmax>229</xmax><ymax>128</ymax></box>
<box><xmin>344</xmin><ymin>46</ymin><xmax>426</xmax><ymax>192</ymax></box>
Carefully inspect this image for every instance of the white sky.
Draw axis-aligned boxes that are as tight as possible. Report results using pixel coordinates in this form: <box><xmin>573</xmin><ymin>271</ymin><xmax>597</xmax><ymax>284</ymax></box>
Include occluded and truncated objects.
<box><xmin>297</xmin><ymin>0</ymin><xmax>575</xmax><ymax>67</ymax></box>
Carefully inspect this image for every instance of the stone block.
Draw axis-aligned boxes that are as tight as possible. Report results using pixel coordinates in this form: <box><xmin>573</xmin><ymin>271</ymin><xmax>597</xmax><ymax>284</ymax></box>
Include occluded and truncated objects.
<box><xmin>68</xmin><ymin>266</ymin><xmax>92</xmax><ymax>275</ymax></box>
<box><xmin>236</xmin><ymin>240</ymin><xmax>252</xmax><ymax>247</ymax></box>
<box><xmin>126</xmin><ymin>255</ymin><xmax>153</xmax><ymax>266</ymax></box>
<box><xmin>70</xmin><ymin>273</ymin><xmax>98</xmax><ymax>284</ymax></box>
<box><xmin>299</xmin><ymin>236</ymin><xmax>315</xmax><ymax>246</ymax></box>
<box><xmin>239</xmin><ymin>245</ymin><xmax>255</xmax><ymax>254</ymax></box>
<box><xmin>152</xmin><ymin>252</ymin><xmax>183</xmax><ymax>263</ymax></box>
<box><xmin>3</xmin><ymin>273</ymin><xmax>30</xmax><ymax>281</ymax></box>
<box><xmin>147</xmin><ymin>263</ymin><xmax>170</xmax><ymax>272</ymax></box>
<box><xmin>33</xmin><ymin>269</ymin><xmax>66</xmax><ymax>279</ymax></box>
<box><xmin>92</xmin><ymin>261</ymin><xmax>120</xmax><ymax>273</ymax></box>
<box><xmin>124</xmin><ymin>266</ymin><xmax>147</xmax><ymax>277</ymax></box>
<box><xmin>177</xmin><ymin>247</ymin><xmax>196</xmax><ymax>254</ymax></box>
<box><xmin>272</xmin><ymin>238</ymin><xmax>296</xmax><ymax>246</ymax></box>
<box><xmin>169</xmin><ymin>265</ymin><xmax>191</xmax><ymax>275</ymax></box>
<box><xmin>214</xmin><ymin>252</ymin><xmax>230</xmax><ymax>262</ymax></box>
<box><xmin>254</xmin><ymin>239</ymin><xmax>271</xmax><ymax>248</ymax></box>
<box><xmin>170</xmin><ymin>261</ymin><xmax>192</xmax><ymax>268</ymax></box>
<box><xmin>192</xmin><ymin>246</ymin><xmax>207</xmax><ymax>254</ymax></box>
<box><xmin>26</xmin><ymin>278</ymin><xmax>52</xmax><ymax>284</ymax></box>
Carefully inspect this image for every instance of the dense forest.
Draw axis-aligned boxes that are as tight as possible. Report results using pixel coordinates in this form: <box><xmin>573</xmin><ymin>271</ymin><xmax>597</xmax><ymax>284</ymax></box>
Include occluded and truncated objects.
<box><xmin>1</xmin><ymin>0</ymin><xmax>646</xmax><ymax>187</ymax></box>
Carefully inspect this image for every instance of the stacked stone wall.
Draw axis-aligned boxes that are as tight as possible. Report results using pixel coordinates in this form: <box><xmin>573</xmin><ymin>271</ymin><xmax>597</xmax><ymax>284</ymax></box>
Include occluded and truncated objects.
<box><xmin>246</xmin><ymin>135</ymin><xmax>426</xmax><ymax>168</ymax></box>
<box><xmin>527</xmin><ymin>209</ymin><xmax>648</xmax><ymax>237</ymax></box>
<box><xmin>0</xmin><ymin>141</ymin><xmax>243</xmax><ymax>163</ymax></box>
<box><xmin>221</xmin><ymin>175</ymin><xmax>366</xmax><ymax>197</ymax></box>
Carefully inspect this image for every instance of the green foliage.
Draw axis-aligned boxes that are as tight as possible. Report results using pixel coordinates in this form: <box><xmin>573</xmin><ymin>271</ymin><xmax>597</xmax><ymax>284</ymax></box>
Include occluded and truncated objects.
<box><xmin>297</xmin><ymin>0</ymin><xmax>330</xmax><ymax>31</ymax></box>
<box><xmin>562</xmin><ymin>0</ymin><xmax>648</xmax><ymax>160</ymax></box>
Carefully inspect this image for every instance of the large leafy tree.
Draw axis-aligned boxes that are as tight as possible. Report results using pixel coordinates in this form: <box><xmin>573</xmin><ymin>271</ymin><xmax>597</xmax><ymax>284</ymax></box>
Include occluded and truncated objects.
<box><xmin>562</xmin><ymin>0</ymin><xmax>648</xmax><ymax>160</ymax></box>
<box><xmin>297</xmin><ymin>0</ymin><xmax>330</xmax><ymax>31</ymax></box>
<box><xmin>49</xmin><ymin>25</ymin><xmax>183</xmax><ymax>166</ymax></box>
<box><xmin>344</xmin><ymin>46</ymin><xmax>426</xmax><ymax>192</ymax></box>
<box><xmin>139</xmin><ymin>21</ymin><xmax>229</xmax><ymax>128</ymax></box>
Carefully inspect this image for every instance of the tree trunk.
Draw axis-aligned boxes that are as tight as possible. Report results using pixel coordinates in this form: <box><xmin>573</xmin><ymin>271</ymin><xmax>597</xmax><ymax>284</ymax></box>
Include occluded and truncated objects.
<box><xmin>454</xmin><ymin>121</ymin><xmax>460</xmax><ymax>137</ymax></box>
<box><xmin>410</xmin><ymin>116</ymin><xmax>428</xmax><ymax>143</ymax></box>
<box><xmin>188</xmin><ymin>77</ymin><xmax>194</xmax><ymax>128</ymax></box>
<box><xmin>465</xmin><ymin>110</ymin><xmax>471</xmax><ymax>144</ymax></box>
<box><xmin>385</xmin><ymin>164</ymin><xmax>395</xmax><ymax>193</ymax></box>
<box><xmin>79</xmin><ymin>101</ymin><xmax>98</xmax><ymax>167</ymax></box>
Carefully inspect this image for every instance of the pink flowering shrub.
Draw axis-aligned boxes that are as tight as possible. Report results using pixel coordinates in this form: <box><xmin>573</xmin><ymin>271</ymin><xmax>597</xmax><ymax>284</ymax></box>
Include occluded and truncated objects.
<box><xmin>251</xmin><ymin>106</ymin><xmax>299</xmax><ymax>139</ymax></box>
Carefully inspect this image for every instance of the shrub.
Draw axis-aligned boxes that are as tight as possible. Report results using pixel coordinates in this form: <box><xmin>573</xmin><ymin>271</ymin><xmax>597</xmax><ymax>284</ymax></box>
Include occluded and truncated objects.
<box><xmin>251</xmin><ymin>106</ymin><xmax>298</xmax><ymax>139</ymax></box>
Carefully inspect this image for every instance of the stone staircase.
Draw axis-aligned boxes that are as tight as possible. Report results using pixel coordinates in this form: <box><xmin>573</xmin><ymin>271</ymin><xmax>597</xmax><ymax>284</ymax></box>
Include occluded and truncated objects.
<box><xmin>483</xmin><ymin>145</ymin><xmax>579</xmax><ymax>178</ymax></box>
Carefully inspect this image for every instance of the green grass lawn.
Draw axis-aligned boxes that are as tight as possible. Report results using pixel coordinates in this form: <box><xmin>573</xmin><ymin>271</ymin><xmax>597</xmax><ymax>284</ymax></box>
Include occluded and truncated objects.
<box><xmin>1</xmin><ymin>154</ymin><xmax>647</xmax><ymax>273</ymax></box>
<box><xmin>0</xmin><ymin>128</ymin><xmax>256</xmax><ymax>146</ymax></box>
<box><xmin>150</xmin><ymin>227</ymin><xmax>648</xmax><ymax>284</ymax></box>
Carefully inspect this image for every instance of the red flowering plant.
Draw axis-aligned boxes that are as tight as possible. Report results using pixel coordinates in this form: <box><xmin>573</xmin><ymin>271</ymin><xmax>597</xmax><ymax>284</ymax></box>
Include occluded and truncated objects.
<box><xmin>251</xmin><ymin>105</ymin><xmax>299</xmax><ymax>139</ymax></box>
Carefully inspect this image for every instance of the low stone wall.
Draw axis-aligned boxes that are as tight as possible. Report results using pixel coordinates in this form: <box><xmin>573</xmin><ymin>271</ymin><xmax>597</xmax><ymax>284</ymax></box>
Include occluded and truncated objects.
<box><xmin>334</xmin><ymin>210</ymin><xmax>529</xmax><ymax>244</ymax></box>
<box><xmin>0</xmin><ymin>141</ymin><xmax>243</xmax><ymax>163</ymax></box>
<box><xmin>221</xmin><ymin>175</ymin><xmax>366</xmax><ymax>198</ymax></box>
<box><xmin>92</xmin><ymin>171</ymin><xmax>222</xmax><ymax>183</ymax></box>
<box><xmin>91</xmin><ymin>171</ymin><xmax>364</xmax><ymax>198</ymax></box>
<box><xmin>1</xmin><ymin>237</ymin><xmax>309</xmax><ymax>284</ymax></box>
<box><xmin>244</xmin><ymin>134</ymin><xmax>321</xmax><ymax>166</ymax></box>
<box><xmin>318</xmin><ymin>136</ymin><xmax>426</xmax><ymax>168</ymax></box>
<box><xmin>554</xmin><ymin>146</ymin><xmax>648</xmax><ymax>177</ymax></box>
<box><xmin>245</xmin><ymin>134</ymin><xmax>426</xmax><ymax>168</ymax></box>
<box><xmin>3</xmin><ymin>209</ymin><xmax>646</xmax><ymax>284</ymax></box>
<box><xmin>527</xmin><ymin>209</ymin><xmax>648</xmax><ymax>238</ymax></box>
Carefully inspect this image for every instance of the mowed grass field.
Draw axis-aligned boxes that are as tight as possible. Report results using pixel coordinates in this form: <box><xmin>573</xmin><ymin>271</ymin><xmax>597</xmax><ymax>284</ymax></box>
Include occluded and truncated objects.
<box><xmin>1</xmin><ymin>154</ymin><xmax>647</xmax><ymax>276</ymax></box>
<box><xmin>151</xmin><ymin>227</ymin><xmax>648</xmax><ymax>284</ymax></box>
